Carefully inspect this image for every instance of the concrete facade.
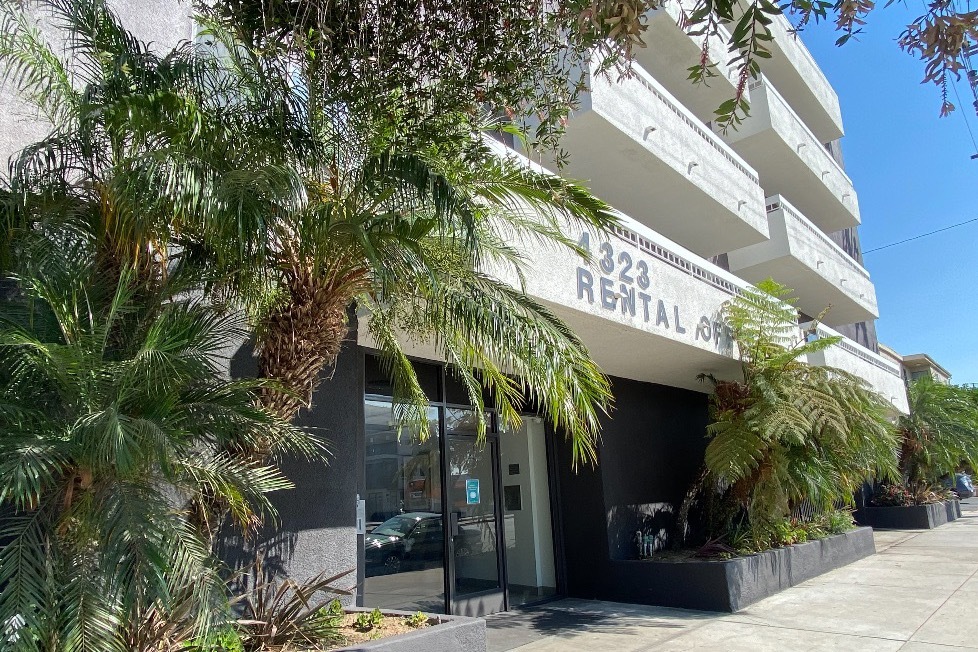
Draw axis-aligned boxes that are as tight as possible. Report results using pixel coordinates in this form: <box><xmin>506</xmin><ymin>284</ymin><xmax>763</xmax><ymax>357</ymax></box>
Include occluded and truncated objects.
<box><xmin>558</xmin><ymin>59</ymin><xmax>770</xmax><ymax>257</ymax></box>
<box><xmin>879</xmin><ymin>345</ymin><xmax>954</xmax><ymax>385</ymax></box>
<box><xmin>717</xmin><ymin>75</ymin><xmax>860</xmax><ymax>233</ymax></box>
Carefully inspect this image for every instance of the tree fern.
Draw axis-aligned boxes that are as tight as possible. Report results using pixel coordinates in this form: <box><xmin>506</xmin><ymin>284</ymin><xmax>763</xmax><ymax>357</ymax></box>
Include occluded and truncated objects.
<box><xmin>685</xmin><ymin>280</ymin><xmax>897</xmax><ymax>543</ymax></box>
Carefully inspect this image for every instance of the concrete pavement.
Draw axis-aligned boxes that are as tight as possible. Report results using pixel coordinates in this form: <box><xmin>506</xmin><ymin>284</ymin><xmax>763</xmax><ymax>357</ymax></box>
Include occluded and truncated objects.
<box><xmin>487</xmin><ymin>500</ymin><xmax>978</xmax><ymax>651</ymax></box>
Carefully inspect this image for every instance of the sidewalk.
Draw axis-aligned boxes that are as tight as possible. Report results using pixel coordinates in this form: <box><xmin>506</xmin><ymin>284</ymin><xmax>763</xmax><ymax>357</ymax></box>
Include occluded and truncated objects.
<box><xmin>487</xmin><ymin>500</ymin><xmax>978</xmax><ymax>651</ymax></box>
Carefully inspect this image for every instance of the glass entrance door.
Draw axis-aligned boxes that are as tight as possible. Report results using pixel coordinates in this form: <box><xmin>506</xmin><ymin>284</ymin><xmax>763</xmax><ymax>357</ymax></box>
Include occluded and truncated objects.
<box><xmin>446</xmin><ymin>432</ymin><xmax>505</xmax><ymax>615</ymax></box>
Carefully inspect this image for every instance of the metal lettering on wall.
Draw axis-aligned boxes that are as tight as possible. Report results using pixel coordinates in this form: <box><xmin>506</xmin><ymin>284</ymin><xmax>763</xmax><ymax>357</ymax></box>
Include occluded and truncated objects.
<box><xmin>575</xmin><ymin>231</ymin><xmax>728</xmax><ymax>347</ymax></box>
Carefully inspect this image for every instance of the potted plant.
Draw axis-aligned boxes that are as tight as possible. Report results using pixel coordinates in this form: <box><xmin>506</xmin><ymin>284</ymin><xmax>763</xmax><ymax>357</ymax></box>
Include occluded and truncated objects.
<box><xmin>856</xmin><ymin>378</ymin><xmax>978</xmax><ymax>529</ymax></box>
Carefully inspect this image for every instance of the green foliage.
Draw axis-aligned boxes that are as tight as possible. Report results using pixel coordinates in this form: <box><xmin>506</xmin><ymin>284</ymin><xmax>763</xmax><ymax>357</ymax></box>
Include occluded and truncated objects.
<box><xmin>353</xmin><ymin>608</ymin><xmax>384</xmax><ymax>632</ymax></box>
<box><xmin>180</xmin><ymin>17</ymin><xmax>618</xmax><ymax>464</ymax></box>
<box><xmin>898</xmin><ymin>378</ymin><xmax>978</xmax><ymax>495</ymax></box>
<box><xmin>406</xmin><ymin>612</ymin><xmax>429</xmax><ymax>628</ymax></box>
<box><xmin>823</xmin><ymin>508</ymin><xmax>857</xmax><ymax>535</ymax></box>
<box><xmin>199</xmin><ymin>0</ymin><xmax>975</xmax><ymax>142</ymax></box>
<box><xmin>723</xmin><ymin>509</ymin><xmax>854</xmax><ymax>555</ymax></box>
<box><xmin>0</xmin><ymin>0</ymin><xmax>616</xmax><ymax>474</ymax></box>
<box><xmin>0</xmin><ymin>252</ymin><xmax>314</xmax><ymax>650</ymax></box>
<box><xmin>197</xmin><ymin>0</ymin><xmax>659</xmax><ymax>165</ymax></box>
<box><xmin>184</xmin><ymin>626</ymin><xmax>245</xmax><ymax>652</ymax></box>
<box><xmin>691</xmin><ymin>279</ymin><xmax>897</xmax><ymax>542</ymax></box>
<box><xmin>232</xmin><ymin>563</ymin><xmax>352</xmax><ymax>649</ymax></box>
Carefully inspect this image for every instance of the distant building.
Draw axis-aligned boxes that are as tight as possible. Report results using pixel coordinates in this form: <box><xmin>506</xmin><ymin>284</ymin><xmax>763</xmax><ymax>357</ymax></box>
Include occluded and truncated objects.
<box><xmin>879</xmin><ymin>344</ymin><xmax>952</xmax><ymax>385</ymax></box>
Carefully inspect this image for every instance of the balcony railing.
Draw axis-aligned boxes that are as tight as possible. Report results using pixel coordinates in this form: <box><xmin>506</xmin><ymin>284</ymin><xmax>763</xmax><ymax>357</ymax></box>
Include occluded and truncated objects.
<box><xmin>634</xmin><ymin>67</ymin><xmax>761</xmax><ymax>188</ymax></box>
<box><xmin>635</xmin><ymin>1</ymin><xmax>742</xmax><ymax>122</ymax></box>
<box><xmin>768</xmin><ymin>198</ymin><xmax>869</xmax><ymax>281</ymax></box>
<box><xmin>747</xmin><ymin>77</ymin><xmax>852</xmax><ymax>187</ymax></box>
<box><xmin>804</xmin><ymin>323</ymin><xmax>909</xmax><ymax>414</ymax></box>
<box><xmin>552</xmin><ymin>59</ymin><xmax>770</xmax><ymax>256</ymax></box>
<box><xmin>728</xmin><ymin>194</ymin><xmax>876</xmax><ymax>326</ymax></box>
<box><xmin>717</xmin><ymin>75</ymin><xmax>859</xmax><ymax>233</ymax></box>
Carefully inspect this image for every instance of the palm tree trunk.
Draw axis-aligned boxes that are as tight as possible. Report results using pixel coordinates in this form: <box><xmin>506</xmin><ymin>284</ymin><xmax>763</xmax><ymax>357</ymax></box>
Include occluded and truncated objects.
<box><xmin>257</xmin><ymin>273</ymin><xmax>352</xmax><ymax>423</ymax></box>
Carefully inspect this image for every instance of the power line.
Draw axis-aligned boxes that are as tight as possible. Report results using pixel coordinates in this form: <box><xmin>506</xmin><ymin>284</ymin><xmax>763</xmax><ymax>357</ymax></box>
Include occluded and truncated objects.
<box><xmin>951</xmin><ymin>78</ymin><xmax>978</xmax><ymax>155</ymax></box>
<box><xmin>863</xmin><ymin>217</ymin><xmax>978</xmax><ymax>253</ymax></box>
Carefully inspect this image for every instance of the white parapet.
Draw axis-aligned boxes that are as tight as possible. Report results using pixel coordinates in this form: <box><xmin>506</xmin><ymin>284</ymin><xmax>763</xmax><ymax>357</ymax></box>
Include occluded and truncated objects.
<box><xmin>725</xmin><ymin>7</ymin><xmax>844</xmax><ymax>142</ymax></box>
<box><xmin>727</xmin><ymin>195</ymin><xmax>878</xmax><ymax>326</ymax></box>
<box><xmin>556</xmin><ymin>58</ymin><xmax>769</xmax><ymax>258</ymax></box>
<box><xmin>805</xmin><ymin>323</ymin><xmax>910</xmax><ymax>415</ymax></box>
<box><xmin>635</xmin><ymin>1</ymin><xmax>743</xmax><ymax>124</ymax></box>
<box><xmin>716</xmin><ymin>75</ymin><xmax>859</xmax><ymax>233</ymax></box>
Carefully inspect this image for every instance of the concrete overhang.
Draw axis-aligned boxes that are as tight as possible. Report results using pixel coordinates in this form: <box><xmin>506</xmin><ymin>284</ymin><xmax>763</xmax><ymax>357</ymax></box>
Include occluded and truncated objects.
<box><xmin>557</xmin><ymin>59</ymin><xmax>769</xmax><ymax>258</ymax></box>
<box><xmin>634</xmin><ymin>2</ymin><xmax>743</xmax><ymax>124</ymax></box>
<box><xmin>727</xmin><ymin>195</ymin><xmax>878</xmax><ymax>327</ymax></box>
<box><xmin>717</xmin><ymin>76</ymin><xmax>859</xmax><ymax>233</ymax></box>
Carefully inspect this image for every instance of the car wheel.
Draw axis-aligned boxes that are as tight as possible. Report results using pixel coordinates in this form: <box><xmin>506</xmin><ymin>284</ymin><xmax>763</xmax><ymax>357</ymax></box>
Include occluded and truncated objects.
<box><xmin>383</xmin><ymin>554</ymin><xmax>401</xmax><ymax>574</ymax></box>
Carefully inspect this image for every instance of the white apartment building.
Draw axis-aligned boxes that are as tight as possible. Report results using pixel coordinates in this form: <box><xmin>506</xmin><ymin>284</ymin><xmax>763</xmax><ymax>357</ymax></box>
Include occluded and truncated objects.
<box><xmin>0</xmin><ymin>0</ymin><xmax>910</xmax><ymax>618</ymax></box>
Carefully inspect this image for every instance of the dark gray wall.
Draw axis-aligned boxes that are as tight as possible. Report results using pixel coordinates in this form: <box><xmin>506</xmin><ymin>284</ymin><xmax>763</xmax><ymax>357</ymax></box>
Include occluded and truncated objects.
<box><xmin>554</xmin><ymin>376</ymin><xmax>710</xmax><ymax>599</ymax></box>
<box><xmin>225</xmin><ymin>321</ymin><xmax>364</xmax><ymax>602</ymax></box>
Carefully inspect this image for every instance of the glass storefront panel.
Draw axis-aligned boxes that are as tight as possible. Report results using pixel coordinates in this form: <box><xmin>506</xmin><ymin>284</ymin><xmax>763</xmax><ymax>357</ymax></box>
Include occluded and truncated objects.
<box><xmin>363</xmin><ymin>400</ymin><xmax>445</xmax><ymax>612</ymax></box>
<box><xmin>447</xmin><ymin>436</ymin><xmax>501</xmax><ymax>597</ymax></box>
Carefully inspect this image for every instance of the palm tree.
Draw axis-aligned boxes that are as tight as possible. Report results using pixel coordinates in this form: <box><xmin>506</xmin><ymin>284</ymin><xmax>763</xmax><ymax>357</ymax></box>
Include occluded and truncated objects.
<box><xmin>0</xmin><ymin>236</ymin><xmax>315</xmax><ymax>651</ymax></box>
<box><xmin>678</xmin><ymin>280</ymin><xmax>897</xmax><ymax>545</ymax></box>
<box><xmin>897</xmin><ymin>377</ymin><xmax>978</xmax><ymax>498</ymax></box>
<box><xmin>187</xmin><ymin>21</ymin><xmax>618</xmax><ymax>462</ymax></box>
<box><xmin>1</xmin><ymin>1</ymin><xmax>617</xmax><ymax>469</ymax></box>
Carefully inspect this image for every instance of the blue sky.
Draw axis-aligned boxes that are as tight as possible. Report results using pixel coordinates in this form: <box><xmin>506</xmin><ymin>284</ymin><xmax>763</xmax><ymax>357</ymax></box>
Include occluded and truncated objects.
<box><xmin>798</xmin><ymin>8</ymin><xmax>978</xmax><ymax>384</ymax></box>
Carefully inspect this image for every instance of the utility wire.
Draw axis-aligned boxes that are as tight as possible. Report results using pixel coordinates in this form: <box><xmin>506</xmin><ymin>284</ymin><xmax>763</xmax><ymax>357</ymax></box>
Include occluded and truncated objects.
<box><xmin>951</xmin><ymin>78</ymin><xmax>978</xmax><ymax>155</ymax></box>
<box><xmin>863</xmin><ymin>217</ymin><xmax>978</xmax><ymax>253</ymax></box>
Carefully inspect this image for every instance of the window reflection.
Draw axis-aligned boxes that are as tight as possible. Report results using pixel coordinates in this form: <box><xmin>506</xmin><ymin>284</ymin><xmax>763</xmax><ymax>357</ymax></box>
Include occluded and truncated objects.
<box><xmin>363</xmin><ymin>400</ymin><xmax>445</xmax><ymax>613</ymax></box>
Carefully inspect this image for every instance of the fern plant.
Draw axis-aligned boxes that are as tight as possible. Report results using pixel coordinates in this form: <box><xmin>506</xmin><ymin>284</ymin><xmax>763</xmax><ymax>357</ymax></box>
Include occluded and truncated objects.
<box><xmin>680</xmin><ymin>279</ymin><xmax>898</xmax><ymax>545</ymax></box>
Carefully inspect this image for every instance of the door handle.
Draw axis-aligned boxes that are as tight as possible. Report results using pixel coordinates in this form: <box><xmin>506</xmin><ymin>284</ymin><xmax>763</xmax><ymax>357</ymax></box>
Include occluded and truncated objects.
<box><xmin>449</xmin><ymin>511</ymin><xmax>460</xmax><ymax>537</ymax></box>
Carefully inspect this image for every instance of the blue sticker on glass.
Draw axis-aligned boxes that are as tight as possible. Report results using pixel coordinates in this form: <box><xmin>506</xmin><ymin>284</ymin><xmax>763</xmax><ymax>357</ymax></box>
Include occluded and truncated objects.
<box><xmin>465</xmin><ymin>478</ymin><xmax>480</xmax><ymax>505</ymax></box>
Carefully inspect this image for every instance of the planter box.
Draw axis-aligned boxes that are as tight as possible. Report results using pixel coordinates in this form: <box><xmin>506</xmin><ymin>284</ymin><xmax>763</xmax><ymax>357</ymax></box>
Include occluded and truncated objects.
<box><xmin>855</xmin><ymin>500</ymin><xmax>961</xmax><ymax>530</ymax></box>
<box><xmin>334</xmin><ymin>608</ymin><xmax>486</xmax><ymax>652</ymax></box>
<box><xmin>603</xmin><ymin>527</ymin><xmax>875</xmax><ymax>612</ymax></box>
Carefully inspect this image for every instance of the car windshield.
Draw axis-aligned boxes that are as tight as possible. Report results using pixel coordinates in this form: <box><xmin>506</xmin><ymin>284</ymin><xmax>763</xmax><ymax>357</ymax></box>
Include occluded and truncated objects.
<box><xmin>371</xmin><ymin>516</ymin><xmax>418</xmax><ymax>538</ymax></box>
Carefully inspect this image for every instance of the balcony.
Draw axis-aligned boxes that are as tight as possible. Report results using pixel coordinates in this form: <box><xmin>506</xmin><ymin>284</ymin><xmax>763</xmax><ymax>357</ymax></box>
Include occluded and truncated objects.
<box><xmin>557</xmin><ymin>59</ymin><xmax>769</xmax><ymax>258</ymax></box>
<box><xmin>727</xmin><ymin>195</ymin><xmax>878</xmax><ymax>326</ymax></box>
<box><xmin>635</xmin><ymin>1</ymin><xmax>744</xmax><ymax>124</ymax></box>
<box><xmin>716</xmin><ymin>76</ymin><xmax>859</xmax><ymax>233</ymax></box>
<box><xmin>805</xmin><ymin>324</ymin><xmax>911</xmax><ymax>415</ymax></box>
<box><xmin>727</xmin><ymin>9</ymin><xmax>844</xmax><ymax>141</ymax></box>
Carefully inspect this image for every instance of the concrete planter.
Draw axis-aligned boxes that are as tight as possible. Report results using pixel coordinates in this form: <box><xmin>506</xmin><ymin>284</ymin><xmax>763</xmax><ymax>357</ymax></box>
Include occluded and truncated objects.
<box><xmin>855</xmin><ymin>500</ymin><xmax>961</xmax><ymax>530</ymax></box>
<box><xmin>603</xmin><ymin>527</ymin><xmax>876</xmax><ymax>612</ymax></box>
<box><xmin>334</xmin><ymin>608</ymin><xmax>486</xmax><ymax>652</ymax></box>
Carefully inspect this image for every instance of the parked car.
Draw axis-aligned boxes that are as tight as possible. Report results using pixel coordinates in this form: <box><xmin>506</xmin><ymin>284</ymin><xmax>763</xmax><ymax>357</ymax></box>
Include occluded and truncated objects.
<box><xmin>365</xmin><ymin>512</ymin><xmax>481</xmax><ymax>576</ymax></box>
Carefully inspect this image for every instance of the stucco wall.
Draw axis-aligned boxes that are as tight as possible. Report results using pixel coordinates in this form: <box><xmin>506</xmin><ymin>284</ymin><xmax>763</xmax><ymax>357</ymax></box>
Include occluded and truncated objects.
<box><xmin>587</xmin><ymin>62</ymin><xmax>769</xmax><ymax>244</ymax></box>
<box><xmin>806</xmin><ymin>323</ymin><xmax>910</xmax><ymax>415</ymax></box>
<box><xmin>0</xmin><ymin>0</ymin><xmax>193</xmax><ymax>166</ymax></box>
<box><xmin>225</xmin><ymin>324</ymin><xmax>364</xmax><ymax>602</ymax></box>
<box><xmin>763</xmin><ymin>12</ymin><xmax>844</xmax><ymax>141</ymax></box>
